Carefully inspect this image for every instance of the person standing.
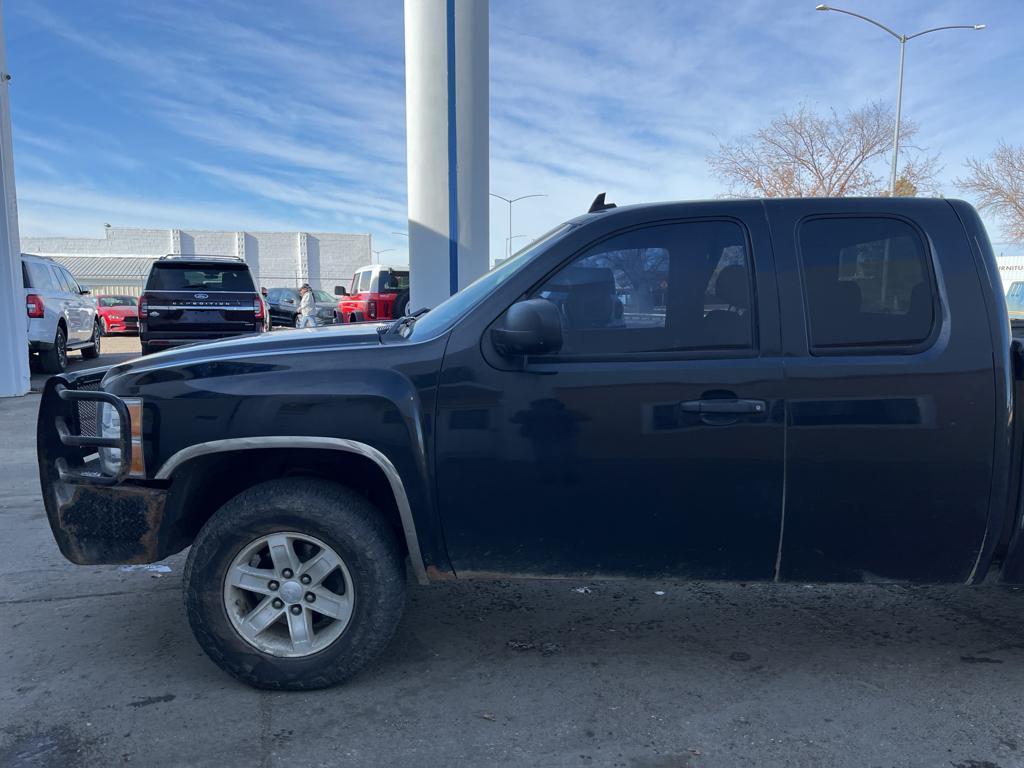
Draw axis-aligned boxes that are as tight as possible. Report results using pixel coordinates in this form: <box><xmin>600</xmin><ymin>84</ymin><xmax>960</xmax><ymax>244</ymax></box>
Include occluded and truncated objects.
<box><xmin>297</xmin><ymin>284</ymin><xmax>318</xmax><ymax>328</ymax></box>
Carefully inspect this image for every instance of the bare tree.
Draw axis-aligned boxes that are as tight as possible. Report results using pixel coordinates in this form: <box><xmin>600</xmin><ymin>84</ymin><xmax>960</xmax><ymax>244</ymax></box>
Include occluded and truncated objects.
<box><xmin>957</xmin><ymin>142</ymin><xmax>1024</xmax><ymax>242</ymax></box>
<box><xmin>707</xmin><ymin>101</ymin><xmax>939</xmax><ymax>198</ymax></box>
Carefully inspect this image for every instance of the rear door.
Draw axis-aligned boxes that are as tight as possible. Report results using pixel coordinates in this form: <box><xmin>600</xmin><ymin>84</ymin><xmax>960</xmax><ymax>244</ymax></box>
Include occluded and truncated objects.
<box><xmin>51</xmin><ymin>266</ymin><xmax>87</xmax><ymax>341</ymax></box>
<box><xmin>60</xmin><ymin>268</ymin><xmax>94</xmax><ymax>341</ymax></box>
<box><xmin>145</xmin><ymin>263</ymin><xmax>258</xmax><ymax>336</ymax></box>
<box><xmin>767</xmin><ymin>200</ymin><xmax>995</xmax><ymax>583</ymax></box>
<box><xmin>435</xmin><ymin>205</ymin><xmax>787</xmax><ymax>580</ymax></box>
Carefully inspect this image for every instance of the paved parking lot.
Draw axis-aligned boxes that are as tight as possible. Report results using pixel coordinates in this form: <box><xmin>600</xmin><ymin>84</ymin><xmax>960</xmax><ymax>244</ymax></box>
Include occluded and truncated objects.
<box><xmin>4</xmin><ymin>343</ymin><xmax>1024</xmax><ymax>767</ymax></box>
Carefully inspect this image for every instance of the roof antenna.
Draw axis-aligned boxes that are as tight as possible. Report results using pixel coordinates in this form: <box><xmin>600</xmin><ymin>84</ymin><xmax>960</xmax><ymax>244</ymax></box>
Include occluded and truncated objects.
<box><xmin>588</xmin><ymin>193</ymin><xmax>616</xmax><ymax>213</ymax></box>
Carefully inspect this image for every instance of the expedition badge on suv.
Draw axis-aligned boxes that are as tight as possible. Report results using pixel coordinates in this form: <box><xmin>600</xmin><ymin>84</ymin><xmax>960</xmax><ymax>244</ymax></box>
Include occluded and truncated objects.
<box><xmin>138</xmin><ymin>255</ymin><xmax>266</xmax><ymax>354</ymax></box>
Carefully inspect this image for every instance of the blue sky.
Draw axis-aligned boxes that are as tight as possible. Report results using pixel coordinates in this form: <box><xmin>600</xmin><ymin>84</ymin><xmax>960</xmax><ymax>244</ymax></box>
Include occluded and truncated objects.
<box><xmin>6</xmin><ymin>0</ymin><xmax>1024</xmax><ymax>264</ymax></box>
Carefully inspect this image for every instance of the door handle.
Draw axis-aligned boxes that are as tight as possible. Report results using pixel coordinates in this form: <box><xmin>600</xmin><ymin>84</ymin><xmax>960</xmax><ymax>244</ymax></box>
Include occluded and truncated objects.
<box><xmin>678</xmin><ymin>399</ymin><xmax>767</xmax><ymax>415</ymax></box>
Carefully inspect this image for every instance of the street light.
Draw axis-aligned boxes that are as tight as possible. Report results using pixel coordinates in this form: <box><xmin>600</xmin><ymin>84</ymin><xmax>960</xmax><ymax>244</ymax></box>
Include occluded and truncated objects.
<box><xmin>816</xmin><ymin>5</ymin><xmax>984</xmax><ymax>195</ymax></box>
<box><xmin>490</xmin><ymin>193</ymin><xmax>547</xmax><ymax>259</ymax></box>
<box><xmin>372</xmin><ymin>248</ymin><xmax>395</xmax><ymax>264</ymax></box>
<box><xmin>391</xmin><ymin>232</ymin><xmax>408</xmax><ymax>238</ymax></box>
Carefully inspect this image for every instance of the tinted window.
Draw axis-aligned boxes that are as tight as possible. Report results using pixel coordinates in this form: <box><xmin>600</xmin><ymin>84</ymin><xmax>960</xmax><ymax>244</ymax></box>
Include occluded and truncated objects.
<box><xmin>23</xmin><ymin>261</ymin><xmax>54</xmax><ymax>290</ymax></box>
<box><xmin>799</xmin><ymin>217</ymin><xmax>934</xmax><ymax>349</ymax></box>
<box><xmin>379</xmin><ymin>270</ymin><xmax>409</xmax><ymax>292</ymax></box>
<box><xmin>146</xmin><ymin>264</ymin><xmax>255</xmax><ymax>292</ymax></box>
<box><xmin>60</xmin><ymin>268</ymin><xmax>81</xmax><ymax>294</ymax></box>
<box><xmin>51</xmin><ymin>266</ymin><xmax>72</xmax><ymax>293</ymax></box>
<box><xmin>529</xmin><ymin>220</ymin><xmax>753</xmax><ymax>355</ymax></box>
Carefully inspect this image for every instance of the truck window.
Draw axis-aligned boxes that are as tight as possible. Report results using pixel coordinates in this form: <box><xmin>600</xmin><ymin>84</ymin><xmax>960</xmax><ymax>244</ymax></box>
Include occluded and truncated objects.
<box><xmin>799</xmin><ymin>217</ymin><xmax>934</xmax><ymax>351</ymax></box>
<box><xmin>530</xmin><ymin>220</ymin><xmax>753</xmax><ymax>356</ymax></box>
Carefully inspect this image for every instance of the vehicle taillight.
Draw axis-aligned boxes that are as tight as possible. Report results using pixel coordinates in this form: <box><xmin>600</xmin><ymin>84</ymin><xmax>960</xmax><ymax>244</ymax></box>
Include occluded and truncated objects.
<box><xmin>253</xmin><ymin>297</ymin><xmax>264</xmax><ymax>320</ymax></box>
<box><xmin>138</xmin><ymin>295</ymin><xmax>149</xmax><ymax>319</ymax></box>
<box><xmin>26</xmin><ymin>294</ymin><xmax>44</xmax><ymax>318</ymax></box>
<box><xmin>367</xmin><ymin>300</ymin><xmax>377</xmax><ymax>319</ymax></box>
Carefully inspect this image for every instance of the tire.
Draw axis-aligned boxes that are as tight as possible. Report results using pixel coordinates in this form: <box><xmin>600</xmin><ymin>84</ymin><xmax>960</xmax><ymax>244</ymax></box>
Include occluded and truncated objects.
<box><xmin>81</xmin><ymin>321</ymin><xmax>101</xmax><ymax>359</ymax></box>
<box><xmin>98</xmin><ymin>319</ymin><xmax>107</xmax><ymax>337</ymax></box>
<box><xmin>183</xmin><ymin>478</ymin><xmax>407</xmax><ymax>690</ymax></box>
<box><xmin>38</xmin><ymin>325</ymin><xmax>68</xmax><ymax>374</ymax></box>
<box><xmin>393</xmin><ymin>292</ymin><xmax>410</xmax><ymax>319</ymax></box>
<box><xmin>140</xmin><ymin>343</ymin><xmax>154</xmax><ymax>355</ymax></box>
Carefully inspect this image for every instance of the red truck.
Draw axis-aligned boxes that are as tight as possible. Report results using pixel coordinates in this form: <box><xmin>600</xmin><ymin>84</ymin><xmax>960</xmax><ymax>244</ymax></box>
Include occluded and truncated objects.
<box><xmin>336</xmin><ymin>264</ymin><xmax>409</xmax><ymax>323</ymax></box>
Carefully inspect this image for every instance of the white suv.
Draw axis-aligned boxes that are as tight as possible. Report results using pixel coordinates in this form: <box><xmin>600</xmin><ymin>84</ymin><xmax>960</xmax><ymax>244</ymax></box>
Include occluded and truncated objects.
<box><xmin>22</xmin><ymin>253</ymin><xmax>101</xmax><ymax>373</ymax></box>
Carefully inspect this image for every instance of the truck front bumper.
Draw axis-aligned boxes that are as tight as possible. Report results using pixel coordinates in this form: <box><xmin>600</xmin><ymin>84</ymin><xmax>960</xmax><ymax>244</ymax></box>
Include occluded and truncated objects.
<box><xmin>37</xmin><ymin>374</ymin><xmax>170</xmax><ymax>565</ymax></box>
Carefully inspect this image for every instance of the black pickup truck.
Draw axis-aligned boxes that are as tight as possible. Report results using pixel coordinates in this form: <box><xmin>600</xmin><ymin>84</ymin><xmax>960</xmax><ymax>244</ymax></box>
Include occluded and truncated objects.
<box><xmin>37</xmin><ymin>197</ymin><xmax>1023</xmax><ymax>690</ymax></box>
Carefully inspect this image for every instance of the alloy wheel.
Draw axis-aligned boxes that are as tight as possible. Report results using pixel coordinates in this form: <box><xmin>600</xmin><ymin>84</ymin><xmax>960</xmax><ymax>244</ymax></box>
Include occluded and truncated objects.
<box><xmin>223</xmin><ymin>532</ymin><xmax>355</xmax><ymax>657</ymax></box>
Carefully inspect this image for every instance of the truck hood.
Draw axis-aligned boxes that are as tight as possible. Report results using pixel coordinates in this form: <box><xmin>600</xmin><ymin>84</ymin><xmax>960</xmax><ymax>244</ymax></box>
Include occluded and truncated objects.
<box><xmin>103</xmin><ymin>323</ymin><xmax>384</xmax><ymax>382</ymax></box>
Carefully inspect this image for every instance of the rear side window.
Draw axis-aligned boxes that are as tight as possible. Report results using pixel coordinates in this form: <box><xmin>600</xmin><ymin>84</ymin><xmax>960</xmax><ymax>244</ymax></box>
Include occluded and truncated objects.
<box><xmin>379</xmin><ymin>270</ymin><xmax>409</xmax><ymax>292</ymax></box>
<box><xmin>23</xmin><ymin>261</ymin><xmax>54</xmax><ymax>290</ymax></box>
<box><xmin>146</xmin><ymin>264</ymin><xmax>255</xmax><ymax>292</ymax></box>
<box><xmin>61</xmin><ymin>268</ymin><xmax>82</xmax><ymax>294</ymax></box>
<box><xmin>51</xmin><ymin>266</ymin><xmax>73</xmax><ymax>293</ymax></box>
<box><xmin>798</xmin><ymin>217</ymin><xmax>935</xmax><ymax>351</ymax></box>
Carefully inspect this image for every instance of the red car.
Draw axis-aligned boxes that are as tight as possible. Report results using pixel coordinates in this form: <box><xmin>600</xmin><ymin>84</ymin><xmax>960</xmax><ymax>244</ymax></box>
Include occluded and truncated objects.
<box><xmin>96</xmin><ymin>294</ymin><xmax>140</xmax><ymax>335</ymax></box>
<box><xmin>337</xmin><ymin>264</ymin><xmax>410</xmax><ymax>323</ymax></box>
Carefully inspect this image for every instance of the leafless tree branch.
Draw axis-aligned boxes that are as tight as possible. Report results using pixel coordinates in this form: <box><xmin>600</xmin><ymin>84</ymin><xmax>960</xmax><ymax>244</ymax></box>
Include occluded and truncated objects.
<box><xmin>707</xmin><ymin>101</ymin><xmax>939</xmax><ymax>199</ymax></box>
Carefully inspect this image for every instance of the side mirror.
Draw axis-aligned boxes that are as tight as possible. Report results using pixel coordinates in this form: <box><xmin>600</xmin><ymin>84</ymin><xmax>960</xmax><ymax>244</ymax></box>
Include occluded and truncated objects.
<box><xmin>80</xmin><ymin>288</ymin><xmax>91</xmax><ymax>295</ymax></box>
<box><xmin>334</xmin><ymin>285</ymin><xmax>348</xmax><ymax>296</ymax></box>
<box><xmin>491</xmin><ymin>299</ymin><xmax>563</xmax><ymax>357</ymax></box>
<box><xmin>260</xmin><ymin>287</ymin><xmax>268</xmax><ymax>297</ymax></box>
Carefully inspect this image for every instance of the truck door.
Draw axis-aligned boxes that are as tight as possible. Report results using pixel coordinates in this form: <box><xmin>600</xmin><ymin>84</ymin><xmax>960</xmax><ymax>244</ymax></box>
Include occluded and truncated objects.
<box><xmin>766</xmin><ymin>199</ymin><xmax>995</xmax><ymax>583</ymax></box>
<box><xmin>434</xmin><ymin>206</ymin><xmax>786</xmax><ymax>580</ymax></box>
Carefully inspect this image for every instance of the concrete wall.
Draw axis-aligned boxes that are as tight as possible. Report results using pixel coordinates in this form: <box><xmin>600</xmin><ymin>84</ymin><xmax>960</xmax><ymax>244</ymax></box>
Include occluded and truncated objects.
<box><xmin>23</xmin><ymin>226</ymin><xmax>372</xmax><ymax>291</ymax></box>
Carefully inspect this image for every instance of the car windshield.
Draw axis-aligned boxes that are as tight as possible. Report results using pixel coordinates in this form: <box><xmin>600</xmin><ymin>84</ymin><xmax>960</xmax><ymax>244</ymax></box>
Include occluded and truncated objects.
<box><xmin>314</xmin><ymin>290</ymin><xmax>334</xmax><ymax>303</ymax></box>
<box><xmin>98</xmin><ymin>296</ymin><xmax>136</xmax><ymax>307</ymax></box>
<box><xmin>405</xmin><ymin>223</ymin><xmax>574</xmax><ymax>339</ymax></box>
<box><xmin>146</xmin><ymin>264</ymin><xmax>255</xmax><ymax>292</ymax></box>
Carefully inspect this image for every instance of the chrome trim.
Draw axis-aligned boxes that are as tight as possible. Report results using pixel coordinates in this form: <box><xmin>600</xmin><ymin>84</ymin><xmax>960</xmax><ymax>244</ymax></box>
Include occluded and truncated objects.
<box><xmin>146</xmin><ymin>305</ymin><xmax>251</xmax><ymax>311</ymax></box>
<box><xmin>154</xmin><ymin>436</ymin><xmax>429</xmax><ymax>585</ymax></box>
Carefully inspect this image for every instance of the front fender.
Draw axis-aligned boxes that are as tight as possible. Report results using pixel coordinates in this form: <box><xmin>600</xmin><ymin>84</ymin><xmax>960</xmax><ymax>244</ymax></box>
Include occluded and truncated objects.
<box><xmin>102</xmin><ymin>338</ymin><xmax>451</xmax><ymax>578</ymax></box>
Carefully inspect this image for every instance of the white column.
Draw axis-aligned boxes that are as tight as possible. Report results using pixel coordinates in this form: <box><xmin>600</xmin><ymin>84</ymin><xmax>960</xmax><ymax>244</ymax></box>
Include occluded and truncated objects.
<box><xmin>404</xmin><ymin>0</ymin><xmax>488</xmax><ymax>310</ymax></box>
<box><xmin>0</xmin><ymin>1</ymin><xmax>29</xmax><ymax>397</ymax></box>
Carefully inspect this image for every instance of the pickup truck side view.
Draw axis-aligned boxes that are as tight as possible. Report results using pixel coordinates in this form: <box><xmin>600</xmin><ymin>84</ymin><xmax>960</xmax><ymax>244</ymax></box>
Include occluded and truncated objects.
<box><xmin>37</xmin><ymin>197</ymin><xmax>1022</xmax><ymax>690</ymax></box>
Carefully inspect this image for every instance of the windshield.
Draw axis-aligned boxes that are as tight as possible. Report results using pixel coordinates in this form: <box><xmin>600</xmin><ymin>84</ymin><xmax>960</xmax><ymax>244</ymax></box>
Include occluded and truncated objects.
<box><xmin>314</xmin><ymin>290</ymin><xmax>334</xmax><ymax>303</ymax></box>
<box><xmin>406</xmin><ymin>223</ymin><xmax>574</xmax><ymax>339</ymax></box>
<box><xmin>146</xmin><ymin>264</ymin><xmax>255</xmax><ymax>292</ymax></box>
<box><xmin>98</xmin><ymin>296</ymin><xmax>136</xmax><ymax>307</ymax></box>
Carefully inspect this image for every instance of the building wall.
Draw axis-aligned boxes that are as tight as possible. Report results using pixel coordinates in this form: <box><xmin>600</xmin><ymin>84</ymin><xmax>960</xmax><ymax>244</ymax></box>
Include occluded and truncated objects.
<box><xmin>22</xmin><ymin>227</ymin><xmax>372</xmax><ymax>291</ymax></box>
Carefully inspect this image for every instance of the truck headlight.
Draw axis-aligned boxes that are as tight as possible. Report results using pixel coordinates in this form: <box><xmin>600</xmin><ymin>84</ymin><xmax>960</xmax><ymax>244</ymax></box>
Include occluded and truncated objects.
<box><xmin>98</xmin><ymin>402</ymin><xmax>121</xmax><ymax>475</ymax></box>
<box><xmin>98</xmin><ymin>399</ymin><xmax>145</xmax><ymax>478</ymax></box>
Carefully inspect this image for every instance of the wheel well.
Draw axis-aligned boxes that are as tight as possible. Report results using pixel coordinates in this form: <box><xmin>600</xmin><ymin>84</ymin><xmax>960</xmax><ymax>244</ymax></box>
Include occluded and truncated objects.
<box><xmin>162</xmin><ymin>448</ymin><xmax>407</xmax><ymax>557</ymax></box>
<box><xmin>57</xmin><ymin>318</ymin><xmax>67</xmax><ymax>331</ymax></box>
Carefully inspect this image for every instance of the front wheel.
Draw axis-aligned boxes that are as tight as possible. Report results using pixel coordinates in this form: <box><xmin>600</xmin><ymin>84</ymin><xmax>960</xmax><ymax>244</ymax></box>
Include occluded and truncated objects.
<box><xmin>183</xmin><ymin>478</ymin><xmax>407</xmax><ymax>690</ymax></box>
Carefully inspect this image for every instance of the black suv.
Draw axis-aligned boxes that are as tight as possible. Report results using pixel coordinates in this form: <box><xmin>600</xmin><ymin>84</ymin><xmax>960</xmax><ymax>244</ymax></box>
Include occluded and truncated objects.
<box><xmin>139</xmin><ymin>255</ymin><xmax>265</xmax><ymax>354</ymax></box>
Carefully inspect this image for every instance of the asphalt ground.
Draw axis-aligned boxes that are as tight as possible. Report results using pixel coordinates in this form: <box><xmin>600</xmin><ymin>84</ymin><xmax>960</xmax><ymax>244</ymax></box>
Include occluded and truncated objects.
<box><xmin>3</xmin><ymin>336</ymin><xmax>1024</xmax><ymax>767</ymax></box>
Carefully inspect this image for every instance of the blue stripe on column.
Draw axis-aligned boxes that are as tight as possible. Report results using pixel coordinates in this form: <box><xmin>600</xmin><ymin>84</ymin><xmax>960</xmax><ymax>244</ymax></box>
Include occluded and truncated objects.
<box><xmin>446</xmin><ymin>0</ymin><xmax>459</xmax><ymax>295</ymax></box>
